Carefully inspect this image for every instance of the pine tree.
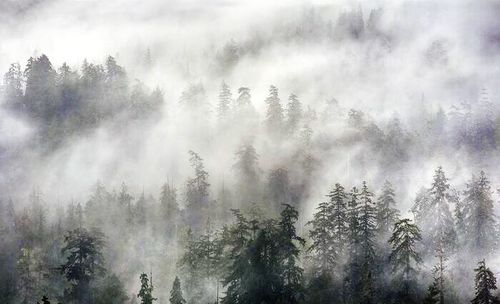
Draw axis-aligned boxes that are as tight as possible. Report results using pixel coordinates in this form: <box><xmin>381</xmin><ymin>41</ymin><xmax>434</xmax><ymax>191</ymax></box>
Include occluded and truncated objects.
<box><xmin>463</xmin><ymin>171</ymin><xmax>497</xmax><ymax>254</ymax></box>
<box><xmin>137</xmin><ymin>273</ymin><xmax>156</xmax><ymax>304</ymax></box>
<box><xmin>265</xmin><ymin>85</ymin><xmax>284</xmax><ymax>134</ymax></box>
<box><xmin>286</xmin><ymin>94</ymin><xmax>303</xmax><ymax>134</ymax></box>
<box><xmin>389</xmin><ymin>218</ymin><xmax>422</xmax><ymax>303</ymax></box>
<box><xmin>169</xmin><ymin>276</ymin><xmax>186</xmax><ymax>304</ymax></box>
<box><xmin>471</xmin><ymin>260</ymin><xmax>500</xmax><ymax>304</ymax></box>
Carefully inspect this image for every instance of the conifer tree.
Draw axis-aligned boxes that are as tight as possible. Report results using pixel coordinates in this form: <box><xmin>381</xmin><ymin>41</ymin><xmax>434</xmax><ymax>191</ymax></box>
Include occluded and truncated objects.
<box><xmin>279</xmin><ymin>204</ymin><xmax>306</xmax><ymax>304</ymax></box>
<box><xmin>471</xmin><ymin>260</ymin><xmax>500</xmax><ymax>304</ymax></box>
<box><xmin>463</xmin><ymin>171</ymin><xmax>497</xmax><ymax>254</ymax></box>
<box><xmin>137</xmin><ymin>273</ymin><xmax>156</xmax><ymax>304</ymax></box>
<box><xmin>265</xmin><ymin>85</ymin><xmax>284</xmax><ymax>134</ymax></box>
<box><xmin>185</xmin><ymin>151</ymin><xmax>210</xmax><ymax>233</ymax></box>
<box><xmin>389</xmin><ymin>218</ymin><xmax>422</xmax><ymax>303</ymax></box>
<box><xmin>286</xmin><ymin>93</ymin><xmax>303</xmax><ymax>133</ymax></box>
<box><xmin>412</xmin><ymin>167</ymin><xmax>456</xmax><ymax>252</ymax></box>
<box><xmin>358</xmin><ymin>181</ymin><xmax>377</xmax><ymax>304</ymax></box>
<box><xmin>376</xmin><ymin>181</ymin><xmax>400</xmax><ymax>237</ymax></box>
<box><xmin>169</xmin><ymin>276</ymin><xmax>186</xmax><ymax>304</ymax></box>
<box><xmin>60</xmin><ymin>228</ymin><xmax>105</xmax><ymax>304</ymax></box>
<box><xmin>217</xmin><ymin>82</ymin><xmax>232</xmax><ymax>121</ymax></box>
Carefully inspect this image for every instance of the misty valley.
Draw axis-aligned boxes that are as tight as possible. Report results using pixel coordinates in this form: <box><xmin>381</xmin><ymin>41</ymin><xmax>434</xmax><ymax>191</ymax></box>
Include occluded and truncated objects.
<box><xmin>1</xmin><ymin>1</ymin><xmax>500</xmax><ymax>304</ymax></box>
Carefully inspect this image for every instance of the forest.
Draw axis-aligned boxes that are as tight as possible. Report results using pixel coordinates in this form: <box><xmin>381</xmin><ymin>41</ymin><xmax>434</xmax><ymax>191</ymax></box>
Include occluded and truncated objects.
<box><xmin>1</xmin><ymin>1</ymin><xmax>500</xmax><ymax>304</ymax></box>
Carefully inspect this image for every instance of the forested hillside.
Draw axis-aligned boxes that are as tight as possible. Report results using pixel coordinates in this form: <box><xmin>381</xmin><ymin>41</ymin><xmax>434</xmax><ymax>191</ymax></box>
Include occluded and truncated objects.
<box><xmin>1</xmin><ymin>1</ymin><xmax>500</xmax><ymax>304</ymax></box>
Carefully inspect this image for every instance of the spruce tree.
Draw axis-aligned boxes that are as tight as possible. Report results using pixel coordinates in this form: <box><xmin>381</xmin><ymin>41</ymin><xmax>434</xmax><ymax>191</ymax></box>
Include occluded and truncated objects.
<box><xmin>169</xmin><ymin>276</ymin><xmax>186</xmax><ymax>304</ymax></box>
<box><xmin>286</xmin><ymin>93</ymin><xmax>303</xmax><ymax>134</ymax></box>
<box><xmin>376</xmin><ymin>181</ymin><xmax>400</xmax><ymax>237</ymax></box>
<box><xmin>471</xmin><ymin>260</ymin><xmax>500</xmax><ymax>304</ymax></box>
<box><xmin>279</xmin><ymin>204</ymin><xmax>306</xmax><ymax>304</ymax></box>
<box><xmin>217</xmin><ymin>81</ymin><xmax>232</xmax><ymax>121</ymax></box>
<box><xmin>463</xmin><ymin>171</ymin><xmax>497</xmax><ymax>254</ymax></box>
<box><xmin>358</xmin><ymin>181</ymin><xmax>377</xmax><ymax>304</ymax></box>
<box><xmin>389</xmin><ymin>218</ymin><xmax>422</xmax><ymax>303</ymax></box>
<box><xmin>265</xmin><ymin>85</ymin><xmax>284</xmax><ymax>134</ymax></box>
<box><xmin>137</xmin><ymin>273</ymin><xmax>156</xmax><ymax>304</ymax></box>
<box><xmin>185</xmin><ymin>151</ymin><xmax>210</xmax><ymax>233</ymax></box>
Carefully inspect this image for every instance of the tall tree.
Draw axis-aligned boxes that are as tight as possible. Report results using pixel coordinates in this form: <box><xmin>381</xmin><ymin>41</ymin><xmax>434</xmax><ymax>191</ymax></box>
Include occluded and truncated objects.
<box><xmin>217</xmin><ymin>82</ymin><xmax>232</xmax><ymax>121</ymax></box>
<box><xmin>279</xmin><ymin>204</ymin><xmax>306</xmax><ymax>304</ymax></box>
<box><xmin>169</xmin><ymin>276</ymin><xmax>186</xmax><ymax>304</ymax></box>
<box><xmin>159</xmin><ymin>182</ymin><xmax>179</xmax><ymax>239</ymax></box>
<box><xmin>412</xmin><ymin>167</ymin><xmax>456</xmax><ymax>253</ymax></box>
<box><xmin>185</xmin><ymin>151</ymin><xmax>210</xmax><ymax>233</ymax></box>
<box><xmin>60</xmin><ymin>228</ymin><xmax>105</xmax><ymax>304</ymax></box>
<box><xmin>233</xmin><ymin>143</ymin><xmax>260</xmax><ymax>206</ymax></box>
<box><xmin>286</xmin><ymin>94</ymin><xmax>303</xmax><ymax>134</ymax></box>
<box><xmin>463</xmin><ymin>171</ymin><xmax>497</xmax><ymax>254</ymax></box>
<box><xmin>137</xmin><ymin>273</ymin><xmax>156</xmax><ymax>304</ymax></box>
<box><xmin>376</xmin><ymin>181</ymin><xmax>400</xmax><ymax>238</ymax></box>
<box><xmin>357</xmin><ymin>181</ymin><xmax>377</xmax><ymax>304</ymax></box>
<box><xmin>265</xmin><ymin>85</ymin><xmax>284</xmax><ymax>135</ymax></box>
<box><xmin>389</xmin><ymin>218</ymin><xmax>422</xmax><ymax>303</ymax></box>
<box><xmin>471</xmin><ymin>260</ymin><xmax>500</xmax><ymax>304</ymax></box>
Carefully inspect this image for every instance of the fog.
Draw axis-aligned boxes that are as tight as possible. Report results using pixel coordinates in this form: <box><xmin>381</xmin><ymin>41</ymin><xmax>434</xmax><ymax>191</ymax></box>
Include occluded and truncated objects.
<box><xmin>1</xmin><ymin>0</ymin><xmax>500</xmax><ymax>303</ymax></box>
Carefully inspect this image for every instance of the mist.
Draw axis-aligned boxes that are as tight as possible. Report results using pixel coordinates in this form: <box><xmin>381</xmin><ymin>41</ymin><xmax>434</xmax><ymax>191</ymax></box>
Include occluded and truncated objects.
<box><xmin>1</xmin><ymin>0</ymin><xmax>500</xmax><ymax>303</ymax></box>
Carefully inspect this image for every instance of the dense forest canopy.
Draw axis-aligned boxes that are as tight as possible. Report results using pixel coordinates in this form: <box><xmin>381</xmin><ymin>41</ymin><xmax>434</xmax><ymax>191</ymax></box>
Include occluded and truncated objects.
<box><xmin>1</xmin><ymin>0</ymin><xmax>500</xmax><ymax>303</ymax></box>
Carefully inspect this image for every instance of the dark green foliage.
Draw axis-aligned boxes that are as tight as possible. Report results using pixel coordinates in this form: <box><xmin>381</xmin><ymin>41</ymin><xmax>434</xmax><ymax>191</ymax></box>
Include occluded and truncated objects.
<box><xmin>423</xmin><ymin>279</ymin><xmax>440</xmax><ymax>304</ymax></box>
<box><xmin>376</xmin><ymin>181</ymin><xmax>400</xmax><ymax>237</ymax></box>
<box><xmin>389</xmin><ymin>218</ymin><xmax>422</xmax><ymax>303</ymax></box>
<box><xmin>138</xmin><ymin>273</ymin><xmax>156</xmax><ymax>304</ymax></box>
<box><xmin>471</xmin><ymin>260</ymin><xmax>500</xmax><ymax>304</ymax></box>
<box><xmin>170</xmin><ymin>276</ymin><xmax>187</xmax><ymax>304</ymax></box>
<box><xmin>60</xmin><ymin>228</ymin><xmax>105</xmax><ymax>304</ymax></box>
<box><xmin>93</xmin><ymin>275</ymin><xmax>129</xmax><ymax>304</ymax></box>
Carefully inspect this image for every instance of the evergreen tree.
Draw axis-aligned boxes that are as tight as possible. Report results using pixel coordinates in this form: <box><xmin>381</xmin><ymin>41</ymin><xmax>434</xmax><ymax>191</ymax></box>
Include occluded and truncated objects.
<box><xmin>137</xmin><ymin>273</ymin><xmax>156</xmax><ymax>304</ymax></box>
<box><xmin>471</xmin><ymin>260</ymin><xmax>500</xmax><ymax>304</ymax></box>
<box><xmin>389</xmin><ymin>218</ymin><xmax>422</xmax><ymax>303</ymax></box>
<box><xmin>463</xmin><ymin>171</ymin><xmax>497</xmax><ymax>254</ymax></box>
<box><xmin>169</xmin><ymin>276</ymin><xmax>186</xmax><ymax>304</ymax></box>
<box><xmin>159</xmin><ymin>182</ymin><xmax>179</xmax><ymax>239</ymax></box>
<box><xmin>233</xmin><ymin>143</ymin><xmax>261</xmax><ymax>206</ymax></box>
<box><xmin>3</xmin><ymin>62</ymin><xmax>24</xmax><ymax>109</ymax></box>
<box><xmin>357</xmin><ymin>181</ymin><xmax>377</xmax><ymax>304</ymax></box>
<box><xmin>423</xmin><ymin>279</ymin><xmax>440</xmax><ymax>304</ymax></box>
<box><xmin>412</xmin><ymin>167</ymin><xmax>456</xmax><ymax>253</ymax></box>
<box><xmin>60</xmin><ymin>228</ymin><xmax>105</xmax><ymax>304</ymax></box>
<box><xmin>279</xmin><ymin>204</ymin><xmax>306</xmax><ymax>304</ymax></box>
<box><xmin>185</xmin><ymin>151</ymin><xmax>210</xmax><ymax>233</ymax></box>
<box><xmin>217</xmin><ymin>81</ymin><xmax>232</xmax><ymax>121</ymax></box>
<box><xmin>221</xmin><ymin>210</ymin><xmax>252</xmax><ymax>304</ymax></box>
<box><xmin>265</xmin><ymin>85</ymin><xmax>284</xmax><ymax>134</ymax></box>
<box><xmin>286</xmin><ymin>94</ymin><xmax>303</xmax><ymax>134</ymax></box>
<box><xmin>376</xmin><ymin>181</ymin><xmax>400</xmax><ymax>237</ymax></box>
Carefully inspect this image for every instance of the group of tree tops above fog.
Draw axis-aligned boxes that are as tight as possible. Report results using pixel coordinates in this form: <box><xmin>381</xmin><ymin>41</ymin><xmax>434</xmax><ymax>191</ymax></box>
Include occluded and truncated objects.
<box><xmin>2</xmin><ymin>161</ymin><xmax>500</xmax><ymax>303</ymax></box>
<box><xmin>2</xmin><ymin>54</ymin><xmax>499</xmax><ymax>156</ymax></box>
